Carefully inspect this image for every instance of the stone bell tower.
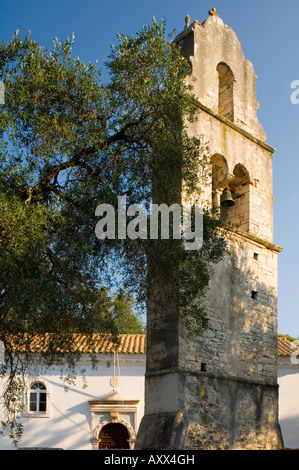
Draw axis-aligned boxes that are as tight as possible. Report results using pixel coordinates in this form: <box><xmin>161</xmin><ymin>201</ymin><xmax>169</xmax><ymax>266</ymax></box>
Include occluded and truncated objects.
<box><xmin>135</xmin><ymin>10</ymin><xmax>284</xmax><ymax>450</ymax></box>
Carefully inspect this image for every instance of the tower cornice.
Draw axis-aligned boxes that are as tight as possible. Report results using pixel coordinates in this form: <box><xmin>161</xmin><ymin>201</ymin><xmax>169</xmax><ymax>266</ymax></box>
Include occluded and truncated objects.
<box><xmin>193</xmin><ymin>98</ymin><xmax>276</xmax><ymax>154</ymax></box>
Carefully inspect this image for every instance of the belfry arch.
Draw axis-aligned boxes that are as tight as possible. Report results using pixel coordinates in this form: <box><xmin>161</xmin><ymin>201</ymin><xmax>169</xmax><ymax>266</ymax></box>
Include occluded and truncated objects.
<box><xmin>211</xmin><ymin>153</ymin><xmax>229</xmax><ymax>213</ymax></box>
<box><xmin>217</xmin><ymin>62</ymin><xmax>234</xmax><ymax>121</ymax></box>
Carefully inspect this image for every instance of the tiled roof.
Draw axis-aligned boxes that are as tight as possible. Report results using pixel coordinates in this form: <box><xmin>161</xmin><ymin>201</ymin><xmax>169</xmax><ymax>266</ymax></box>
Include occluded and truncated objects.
<box><xmin>5</xmin><ymin>333</ymin><xmax>146</xmax><ymax>355</ymax></box>
<box><xmin>72</xmin><ymin>333</ymin><xmax>147</xmax><ymax>355</ymax></box>
<box><xmin>4</xmin><ymin>335</ymin><xmax>297</xmax><ymax>358</ymax></box>
<box><xmin>278</xmin><ymin>337</ymin><xmax>298</xmax><ymax>357</ymax></box>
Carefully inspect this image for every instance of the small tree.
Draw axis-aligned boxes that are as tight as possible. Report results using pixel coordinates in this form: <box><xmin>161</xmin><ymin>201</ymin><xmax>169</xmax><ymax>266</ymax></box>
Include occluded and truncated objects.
<box><xmin>113</xmin><ymin>290</ymin><xmax>145</xmax><ymax>334</ymax></box>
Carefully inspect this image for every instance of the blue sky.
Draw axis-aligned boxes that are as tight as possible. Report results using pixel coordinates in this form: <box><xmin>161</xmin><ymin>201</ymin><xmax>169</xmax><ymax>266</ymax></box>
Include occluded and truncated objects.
<box><xmin>1</xmin><ymin>0</ymin><xmax>298</xmax><ymax>336</ymax></box>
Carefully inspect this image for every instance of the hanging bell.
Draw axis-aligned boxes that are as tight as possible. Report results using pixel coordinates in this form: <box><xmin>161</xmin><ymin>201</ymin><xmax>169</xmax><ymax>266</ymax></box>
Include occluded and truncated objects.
<box><xmin>221</xmin><ymin>189</ymin><xmax>235</xmax><ymax>207</ymax></box>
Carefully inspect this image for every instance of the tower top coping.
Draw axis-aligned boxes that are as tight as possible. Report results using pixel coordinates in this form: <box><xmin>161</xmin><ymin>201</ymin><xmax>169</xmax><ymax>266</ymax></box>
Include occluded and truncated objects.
<box><xmin>182</xmin><ymin>9</ymin><xmax>230</xmax><ymax>36</ymax></box>
<box><xmin>177</xmin><ymin>10</ymin><xmax>267</xmax><ymax>143</ymax></box>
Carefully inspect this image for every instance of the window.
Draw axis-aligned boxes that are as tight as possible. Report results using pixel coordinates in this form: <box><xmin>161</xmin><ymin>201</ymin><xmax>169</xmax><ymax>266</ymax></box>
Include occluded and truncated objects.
<box><xmin>29</xmin><ymin>382</ymin><xmax>47</xmax><ymax>413</ymax></box>
<box><xmin>24</xmin><ymin>379</ymin><xmax>50</xmax><ymax>418</ymax></box>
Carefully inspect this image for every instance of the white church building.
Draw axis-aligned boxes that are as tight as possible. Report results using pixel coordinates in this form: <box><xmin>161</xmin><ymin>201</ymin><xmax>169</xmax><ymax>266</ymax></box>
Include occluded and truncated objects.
<box><xmin>0</xmin><ymin>334</ymin><xmax>298</xmax><ymax>450</ymax></box>
<box><xmin>0</xmin><ymin>334</ymin><xmax>146</xmax><ymax>450</ymax></box>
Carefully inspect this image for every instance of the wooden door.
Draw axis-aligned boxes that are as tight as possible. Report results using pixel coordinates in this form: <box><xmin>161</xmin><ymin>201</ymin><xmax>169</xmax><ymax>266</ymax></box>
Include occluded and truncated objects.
<box><xmin>99</xmin><ymin>423</ymin><xmax>130</xmax><ymax>449</ymax></box>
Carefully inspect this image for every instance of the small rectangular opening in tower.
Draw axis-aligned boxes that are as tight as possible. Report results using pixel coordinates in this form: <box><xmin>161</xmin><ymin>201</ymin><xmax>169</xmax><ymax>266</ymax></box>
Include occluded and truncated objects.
<box><xmin>251</xmin><ymin>291</ymin><xmax>258</xmax><ymax>300</ymax></box>
<box><xmin>253</xmin><ymin>253</ymin><xmax>259</xmax><ymax>261</ymax></box>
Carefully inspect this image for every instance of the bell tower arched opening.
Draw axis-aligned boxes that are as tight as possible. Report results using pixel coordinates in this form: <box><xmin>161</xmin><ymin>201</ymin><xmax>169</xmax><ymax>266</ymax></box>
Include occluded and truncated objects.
<box><xmin>217</xmin><ymin>62</ymin><xmax>234</xmax><ymax>122</ymax></box>
<box><xmin>211</xmin><ymin>153</ymin><xmax>229</xmax><ymax>215</ymax></box>
<box><xmin>220</xmin><ymin>163</ymin><xmax>251</xmax><ymax>231</ymax></box>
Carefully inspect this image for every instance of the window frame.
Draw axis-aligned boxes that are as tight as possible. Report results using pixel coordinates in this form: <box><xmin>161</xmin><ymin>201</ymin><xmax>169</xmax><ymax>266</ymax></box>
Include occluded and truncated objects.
<box><xmin>24</xmin><ymin>379</ymin><xmax>51</xmax><ymax>418</ymax></box>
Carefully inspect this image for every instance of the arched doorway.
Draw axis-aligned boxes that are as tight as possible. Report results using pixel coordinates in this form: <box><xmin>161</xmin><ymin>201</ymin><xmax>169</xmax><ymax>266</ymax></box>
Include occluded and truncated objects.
<box><xmin>98</xmin><ymin>423</ymin><xmax>130</xmax><ymax>449</ymax></box>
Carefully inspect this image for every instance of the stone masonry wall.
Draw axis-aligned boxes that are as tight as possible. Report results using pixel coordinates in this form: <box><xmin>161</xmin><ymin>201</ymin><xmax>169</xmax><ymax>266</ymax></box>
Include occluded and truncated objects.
<box><xmin>183</xmin><ymin>374</ymin><xmax>282</xmax><ymax>450</ymax></box>
<box><xmin>179</xmin><ymin>232</ymin><xmax>279</xmax><ymax>385</ymax></box>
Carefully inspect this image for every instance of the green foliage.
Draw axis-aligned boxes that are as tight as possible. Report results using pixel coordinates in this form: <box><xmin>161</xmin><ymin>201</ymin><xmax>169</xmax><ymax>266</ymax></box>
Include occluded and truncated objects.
<box><xmin>0</xmin><ymin>19</ymin><xmax>226</xmax><ymax>444</ymax></box>
<box><xmin>278</xmin><ymin>334</ymin><xmax>297</xmax><ymax>343</ymax></box>
<box><xmin>112</xmin><ymin>290</ymin><xmax>145</xmax><ymax>334</ymax></box>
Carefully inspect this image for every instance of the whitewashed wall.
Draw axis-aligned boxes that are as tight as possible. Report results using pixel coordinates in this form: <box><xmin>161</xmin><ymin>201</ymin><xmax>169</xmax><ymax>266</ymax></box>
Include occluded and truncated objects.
<box><xmin>0</xmin><ymin>354</ymin><xmax>145</xmax><ymax>450</ymax></box>
<box><xmin>278</xmin><ymin>358</ymin><xmax>299</xmax><ymax>449</ymax></box>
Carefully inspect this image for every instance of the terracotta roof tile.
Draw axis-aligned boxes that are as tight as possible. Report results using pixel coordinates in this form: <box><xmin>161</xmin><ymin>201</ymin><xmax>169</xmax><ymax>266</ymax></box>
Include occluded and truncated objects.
<box><xmin>71</xmin><ymin>334</ymin><xmax>147</xmax><ymax>355</ymax></box>
<box><xmin>5</xmin><ymin>335</ymin><xmax>296</xmax><ymax>359</ymax></box>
